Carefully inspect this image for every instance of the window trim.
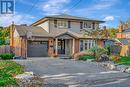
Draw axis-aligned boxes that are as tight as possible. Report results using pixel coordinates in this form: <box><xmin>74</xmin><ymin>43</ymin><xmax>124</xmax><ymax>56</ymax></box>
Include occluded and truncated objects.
<box><xmin>80</xmin><ymin>39</ymin><xmax>96</xmax><ymax>51</ymax></box>
<box><xmin>95</xmin><ymin>23</ymin><xmax>99</xmax><ymax>29</ymax></box>
<box><xmin>57</xmin><ymin>20</ymin><xmax>68</xmax><ymax>28</ymax></box>
<box><xmin>83</xmin><ymin>22</ymin><xmax>92</xmax><ymax>29</ymax></box>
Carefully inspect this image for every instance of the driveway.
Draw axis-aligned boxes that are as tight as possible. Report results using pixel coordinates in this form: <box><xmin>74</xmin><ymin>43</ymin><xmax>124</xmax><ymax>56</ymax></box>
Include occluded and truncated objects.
<box><xmin>15</xmin><ymin>58</ymin><xmax>130</xmax><ymax>87</ymax></box>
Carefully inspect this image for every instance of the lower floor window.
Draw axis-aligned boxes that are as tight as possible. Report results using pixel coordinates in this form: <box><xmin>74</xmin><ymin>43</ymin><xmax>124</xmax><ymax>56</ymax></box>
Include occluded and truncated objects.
<box><xmin>80</xmin><ymin>40</ymin><xmax>96</xmax><ymax>51</ymax></box>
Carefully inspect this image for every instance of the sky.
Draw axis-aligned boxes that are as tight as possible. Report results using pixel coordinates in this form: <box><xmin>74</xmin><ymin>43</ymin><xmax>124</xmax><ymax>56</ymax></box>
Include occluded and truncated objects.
<box><xmin>0</xmin><ymin>0</ymin><xmax>130</xmax><ymax>28</ymax></box>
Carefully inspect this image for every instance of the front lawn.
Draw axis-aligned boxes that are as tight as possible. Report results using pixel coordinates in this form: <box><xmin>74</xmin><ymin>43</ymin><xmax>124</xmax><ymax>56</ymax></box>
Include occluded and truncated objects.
<box><xmin>117</xmin><ymin>56</ymin><xmax>130</xmax><ymax>66</ymax></box>
<box><xmin>79</xmin><ymin>55</ymin><xmax>95</xmax><ymax>61</ymax></box>
<box><xmin>0</xmin><ymin>60</ymin><xmax>24</xmax><ymax>86</ymax></box>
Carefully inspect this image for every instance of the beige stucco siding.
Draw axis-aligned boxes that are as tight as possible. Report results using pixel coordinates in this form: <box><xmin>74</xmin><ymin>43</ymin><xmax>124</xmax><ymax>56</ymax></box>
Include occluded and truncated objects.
<box><xmin>69</xmin><ymin>22</ymin><xmax>80</xmax><ymax>33</ymax></box>
<box><xmin>49</xmin><ymin>20</ymin><xmax>57</xmax><ymax>31</ymax></box>
<box><xmin>49</xmin><ymin>19</ymin><xmax>99</xmax><ymax>33</ymax></box>
<box><xmin>38</xmin><ymin>20</ymin><xmax>49</xmax><ymax>32</ymax></box>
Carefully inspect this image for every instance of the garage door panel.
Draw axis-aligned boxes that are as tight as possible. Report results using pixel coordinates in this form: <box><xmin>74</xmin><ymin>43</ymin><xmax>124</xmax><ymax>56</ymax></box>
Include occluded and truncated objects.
<box><xmin>27</xmin><ymin>41</ymin><xmax>48</xmax><ymax>57</ymax></box>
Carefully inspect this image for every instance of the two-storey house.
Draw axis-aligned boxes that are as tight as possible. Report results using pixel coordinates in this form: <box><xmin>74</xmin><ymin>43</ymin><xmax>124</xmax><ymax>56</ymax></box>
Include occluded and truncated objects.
<box><xmin>10</xmin><ymin>14</ymin><xmax>105</xmax><ymax>58</ymax></box>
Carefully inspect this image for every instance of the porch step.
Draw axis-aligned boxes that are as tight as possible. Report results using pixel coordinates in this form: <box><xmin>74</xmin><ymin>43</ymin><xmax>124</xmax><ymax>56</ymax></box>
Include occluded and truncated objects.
<box><xmin>59</xmin><ymin>55</ymin><xmax>70</xmax><ymax>59</ymax></box>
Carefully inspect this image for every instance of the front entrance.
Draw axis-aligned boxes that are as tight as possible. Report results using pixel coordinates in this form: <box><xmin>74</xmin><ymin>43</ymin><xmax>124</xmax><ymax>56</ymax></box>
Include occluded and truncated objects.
<box><xmin>54</xmin><ymin>34</ymin><xmax>76</xmax><ymax>56</ymax></box>
<box><xmin>58</xmin><ymin>39</ymin><xmax>65</xmax><ymax>54</ymax></box>
<box><xmin>55</xmin><ymin>39</ymin><xmax>72</xmax><ymax>56</ymax></box>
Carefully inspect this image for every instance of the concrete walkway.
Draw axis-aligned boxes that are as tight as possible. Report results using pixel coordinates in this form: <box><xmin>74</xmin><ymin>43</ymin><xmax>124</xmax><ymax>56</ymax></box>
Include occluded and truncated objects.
<box><xmin>15</xmin><ymin>58</ymin><xmax>130</xmax><ymax>87</ymax></box>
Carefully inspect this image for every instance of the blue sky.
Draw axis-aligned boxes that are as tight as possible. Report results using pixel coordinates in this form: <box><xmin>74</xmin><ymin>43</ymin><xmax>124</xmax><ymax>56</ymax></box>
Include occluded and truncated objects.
<box><xmin>0</xmin><ymin>0</ymin><xmax>130</xmax><ymax>28</ymax></box>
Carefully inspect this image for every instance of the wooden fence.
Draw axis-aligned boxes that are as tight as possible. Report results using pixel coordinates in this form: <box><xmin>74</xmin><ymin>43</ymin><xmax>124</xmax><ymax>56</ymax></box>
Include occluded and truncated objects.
<box><xmin>0</xmin><ymin>45</ymin><xmax>10</xmax><ymax>54</ymax></box>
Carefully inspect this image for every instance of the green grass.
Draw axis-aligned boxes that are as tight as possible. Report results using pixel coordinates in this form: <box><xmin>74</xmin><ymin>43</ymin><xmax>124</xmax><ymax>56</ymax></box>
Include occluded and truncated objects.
<box><xmin>79</xmin><ymin>55</ymin><xmax>95</xmax><ymax>61</ymax></box>
<box><xmin>117</xmin><ymin>56</ymin><xmax>130</xmax><ymax>66</ymax></box>
<box><xmin>0</xmin><ymin>60</ymin><xmax>24</xmax><ymax>86</ymax></box>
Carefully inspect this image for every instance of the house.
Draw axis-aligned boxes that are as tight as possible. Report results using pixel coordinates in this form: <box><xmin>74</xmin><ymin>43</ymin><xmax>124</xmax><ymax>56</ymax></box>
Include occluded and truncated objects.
<box><xmin>116</xmin><ymin>24</ymin><xmax>130</xmax><ymax>56</ymax></box>
<box><xmin>10</xmin><ymin>14</ymin><xmax>105</xmax><ymax>58</ymax></box>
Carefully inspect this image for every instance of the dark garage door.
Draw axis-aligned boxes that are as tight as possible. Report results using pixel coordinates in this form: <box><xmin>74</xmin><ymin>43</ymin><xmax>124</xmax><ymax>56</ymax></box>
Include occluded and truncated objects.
<box><xmin>27</xmin><ymin>41</ymin><xmax>48</xmax><ymax>57</ymax></box>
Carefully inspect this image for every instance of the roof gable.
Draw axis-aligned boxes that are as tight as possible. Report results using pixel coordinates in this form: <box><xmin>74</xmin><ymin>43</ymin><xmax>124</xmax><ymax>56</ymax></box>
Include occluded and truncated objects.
<box><xmin>31</xmin><ymin>14</ymin><xmax>105</xmax><ymax>26</ymax></box>
<box><xmin>55</xmin><ymin>31</ymin><xmax>79</xmax><ymax>39</ymax></box>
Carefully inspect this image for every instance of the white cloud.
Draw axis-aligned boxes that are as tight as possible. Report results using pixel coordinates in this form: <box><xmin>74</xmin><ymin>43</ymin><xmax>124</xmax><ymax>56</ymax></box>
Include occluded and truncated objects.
<box><xmin>104</xmin><ymin>16</ymin><xmax>114</xmax><ymax>21</ymax></box>
<box><xmin>0</xmin><ymin>13</ymin><xmax>35</xmax><ymax>27</ymax></box>
<box><xmin>38</xmin><ymin>0</ymin><xmax>70</xmax><ymax>15</ymax></box>
<box><xmin>93</xmin><ymin>0</ymin><xmax>118</xmax><ymax>10</ymax></box>
<box><xmin>72</xmin><ymin>0</ymin><xmax>119</xmax><ymax>17</ymax></box>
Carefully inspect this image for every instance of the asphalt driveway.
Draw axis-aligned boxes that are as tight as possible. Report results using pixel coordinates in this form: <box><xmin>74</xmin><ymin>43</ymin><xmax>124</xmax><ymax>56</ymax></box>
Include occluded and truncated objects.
<box><xmin>15</xmin><ymin>58</ymin><xmax>130</xmax><ymax>87</ymax></box>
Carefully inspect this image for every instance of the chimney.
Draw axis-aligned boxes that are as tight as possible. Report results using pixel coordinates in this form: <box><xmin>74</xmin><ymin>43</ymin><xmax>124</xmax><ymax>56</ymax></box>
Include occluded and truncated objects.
<box><xmin>119</xmin><ymin>24</ymin><xmax>123</xmax><ymax>32</ymax></box>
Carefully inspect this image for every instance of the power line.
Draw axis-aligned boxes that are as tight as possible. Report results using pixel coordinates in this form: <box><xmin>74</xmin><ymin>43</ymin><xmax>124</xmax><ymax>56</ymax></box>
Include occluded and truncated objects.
<box><xmin>69</xmin><ymin>0</ymin><xmax>82</xmax><ymax>10</ymax></box>
<box><xmin>63</xmin><ymin>0</ymin><xmax>82</xmax><ymax>13</ymax></box>
<box><xmin>17</xmin><ymin>0</ymin><xmax>39</xmax><ymax>24</ymax></box>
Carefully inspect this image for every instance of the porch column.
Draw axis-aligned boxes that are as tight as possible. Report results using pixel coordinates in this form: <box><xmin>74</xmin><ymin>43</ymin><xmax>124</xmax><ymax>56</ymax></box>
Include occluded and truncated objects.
<box><xmin>55</xmin><ymin>38</ymin><xmax>58</xmax><ymax>55</ymax></box>
<box><xmin>72</xmin><ymin>38</ymin><xmax>75</xmax><ymax>54</ymax></box>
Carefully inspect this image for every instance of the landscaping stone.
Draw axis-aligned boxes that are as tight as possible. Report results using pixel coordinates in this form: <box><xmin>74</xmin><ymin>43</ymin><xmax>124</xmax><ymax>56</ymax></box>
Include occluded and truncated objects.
<box><xmin>15</xmin><ymin>72</ymin><xmax>44</xmax><ymax>87</ymax></box>
<box><xmin>98</xmin><ymin>54</ymin><xmax>110</xmax><ymax>62</ymax></box>
<box><xmin>116</xmin><ymin>65</ymin><xmax>128</xmax><ymax>72</ymax></box>
<box><xmin>107</xmin><ymin>63</ymin><xmax>118</xmax><ymax>70</ymax></box>
<box><xmin>125</xmin><ymin>67</ymin><xmax>130</xmax><ymax>73</ymax></box>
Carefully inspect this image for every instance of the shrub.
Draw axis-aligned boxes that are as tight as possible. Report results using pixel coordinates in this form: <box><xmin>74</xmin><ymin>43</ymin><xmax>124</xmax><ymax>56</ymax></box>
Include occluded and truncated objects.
<box><xmin>73</xmin><ymin>51</ymin><xmax>93</xmax><ymax>60</ymax></box>
<box><xmin>88</xmin><ymin>46</ymin><xmax>108</xmax><ymax>61</ymax></box>
<box><xmin>79</xmin><ymin>55</ymin><xmax>95</xmax><ymax>61</ymax></box>
<box><xmin>110</xmin><ymin>55</ymin><xmax>120</xmax><ymax>62</ymax></box>
<box><xmin>0</xmin><ymin>53</ymin><xmax>15</xmax><ymax>60</ymax></box>
<box><xmin>105</xmin><ymin>45</ymin><xmax>111</xmax><ymax>55</ymax></box>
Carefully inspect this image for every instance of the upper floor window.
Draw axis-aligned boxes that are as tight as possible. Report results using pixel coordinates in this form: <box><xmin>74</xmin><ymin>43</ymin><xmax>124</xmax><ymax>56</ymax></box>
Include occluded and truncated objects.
<box><xmin>95</xmin><ymin>23</ymin><xmax>99</xmax><ymax>29</ymax></box>
<box><xmin>83</xmin><ymin>22</ymin><xmax>92</xmax><ymax>29</ymax></box>
<box><xmin>57</xmin><ymin>20</ymin><xmax>68</xmax><ymax>28</ymax></box>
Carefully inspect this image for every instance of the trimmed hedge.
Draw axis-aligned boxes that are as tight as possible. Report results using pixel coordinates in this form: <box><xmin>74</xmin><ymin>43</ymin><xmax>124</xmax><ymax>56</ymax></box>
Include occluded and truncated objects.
<box><xmin>79</xmin><ymin>55</ymin><xmax>95</xmax><ymax>61</ymax></box>
<box><xmin>0</xmin><ymin>53</ymin><xmax>15</xmax><ymax>60</ymax></box>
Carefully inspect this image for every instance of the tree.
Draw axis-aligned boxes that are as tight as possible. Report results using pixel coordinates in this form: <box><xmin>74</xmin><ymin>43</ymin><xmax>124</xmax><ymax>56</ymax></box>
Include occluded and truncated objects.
<box><xmin>0</xmin><ymin>27</ymin><xmax>10</xmax><ymax>45</ymax></box>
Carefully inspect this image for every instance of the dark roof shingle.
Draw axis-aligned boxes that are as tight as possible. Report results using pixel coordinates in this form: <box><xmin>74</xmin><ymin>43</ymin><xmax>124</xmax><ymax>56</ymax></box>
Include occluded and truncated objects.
<box><xmin>123</xmin><ymin>28</ymin><xmax>130</xmax><ymax>33</ymax></box>
<box><xmin>118</xmin><ymin>38</ymin><xmax>130</xmax><ymax>45</ymax></box>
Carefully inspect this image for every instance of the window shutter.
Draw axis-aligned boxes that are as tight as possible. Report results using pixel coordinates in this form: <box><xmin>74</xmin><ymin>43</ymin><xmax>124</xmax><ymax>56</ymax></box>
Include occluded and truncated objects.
<box><xmin>68</xmin><ymin>21</ymin><xmax>71</xmax><ymax>28</ymax></box>
<box><xmin>80</xmin><ymin>22</ymin><xmax>83</xmax><ymax>29</ymax></box>
<box><xmin>54</xmin><ymin>20</ymin><xmax>57</xmax><ymax>28</ymax></box>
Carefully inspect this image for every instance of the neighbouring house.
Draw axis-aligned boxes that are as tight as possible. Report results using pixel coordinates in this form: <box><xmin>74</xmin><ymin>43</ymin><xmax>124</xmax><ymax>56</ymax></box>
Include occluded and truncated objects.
<box><xmin>116</xmin><ymin>24</ymin><xmax>130</xmax><ymax>56</ymax></box>
<box><xmin>10</xmin><ymin>14</ymin><xmax>106</xmax><ymax>58</ymax></box>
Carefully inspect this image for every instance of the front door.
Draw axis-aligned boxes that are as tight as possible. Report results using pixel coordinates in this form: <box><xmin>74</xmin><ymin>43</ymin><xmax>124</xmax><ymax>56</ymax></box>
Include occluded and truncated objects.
<box><xmin>58</xmin><ymin>39</ymin><xmax>65</xmax><ymax>54</ymax></box>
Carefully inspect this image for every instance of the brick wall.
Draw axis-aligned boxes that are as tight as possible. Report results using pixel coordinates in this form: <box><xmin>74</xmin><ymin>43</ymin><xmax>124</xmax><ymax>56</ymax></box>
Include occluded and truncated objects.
<box><xmin>97</xmin><ymin>39</ymin><xmax>105</xmax><ymax>47</ymax></box>
<box><xmin>48</xmin><ymin>38</ymin><xmax>54</xmax><ymax>56</ymax></box>
<box><xmin>75</xmin><ymin>39</ymin><xmax>80</xmax><ymax>53</ymax></box>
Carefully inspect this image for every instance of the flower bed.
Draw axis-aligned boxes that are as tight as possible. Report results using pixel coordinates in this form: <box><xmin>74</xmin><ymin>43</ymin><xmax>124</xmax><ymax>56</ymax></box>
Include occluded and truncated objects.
<box><xmin>0</xmin><ymin>60</ymin><xmax>24</xmax><ymax>86</ymax></box>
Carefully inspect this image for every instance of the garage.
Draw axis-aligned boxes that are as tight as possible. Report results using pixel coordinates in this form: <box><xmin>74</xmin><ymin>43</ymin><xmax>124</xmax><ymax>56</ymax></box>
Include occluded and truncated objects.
<box><xmin>27</xmin><ymin>41</ymin><xmax>48</xmax><ymax>57</ymax></box>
